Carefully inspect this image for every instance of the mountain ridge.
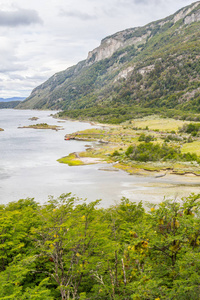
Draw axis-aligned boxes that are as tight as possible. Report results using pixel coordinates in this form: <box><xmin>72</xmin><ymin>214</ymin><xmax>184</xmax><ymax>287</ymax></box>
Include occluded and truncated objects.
<box><xmin>86</xmin><ymin>1</ymin><xmax>200</xmax><ymax>64</ymax></box>
<box><xmin>18</xmin><ymin>1</ymin><xmax>200</xmax><ymax>123</ymax></box>
<box><xmin>0</xmin><ymin>97</ymin><xmax>26</xmax><ymax>109</ymax></box>
<box><xmin>0</xmin><ymin>97</ymin><xmax>25</xmax><ymax>102</ymax></box>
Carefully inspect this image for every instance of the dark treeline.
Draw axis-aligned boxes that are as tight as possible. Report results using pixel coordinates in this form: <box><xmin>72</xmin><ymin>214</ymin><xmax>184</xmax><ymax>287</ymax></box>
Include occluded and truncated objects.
<box><xmin>0</xmin><ymin>101</ymin><xmax>21</xmax><ymax>109</ymax></box>
<box><xmin>0</xmin><ymin>193</ymin><xmax>200</xmax><ymax>299</ymax></box>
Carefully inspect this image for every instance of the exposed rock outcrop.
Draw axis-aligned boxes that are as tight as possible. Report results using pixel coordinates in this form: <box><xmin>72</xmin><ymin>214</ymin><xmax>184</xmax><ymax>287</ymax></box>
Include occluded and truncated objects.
<box><xmin>86</xmin><ymin>1</ymin><xmax>200</xmax><ymax>64</ymax></box>
<box><xmin>173</xmin><ymin>1</ymin><xmax>200</xmax><ymax>24</ymax></box>
<box><xmin>87</xmin><ymin>30</ymin><xmax>150</xmax><ymax>64</ymax></box>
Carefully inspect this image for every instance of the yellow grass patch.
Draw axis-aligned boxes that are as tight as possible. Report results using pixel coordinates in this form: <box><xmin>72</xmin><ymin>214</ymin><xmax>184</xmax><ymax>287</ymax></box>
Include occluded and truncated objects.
<box><xmin>181</xmin><ymin>141</ymin><xmax>200</xmax><ymax>155</ymax></box>
<box><xmin>57</xmin><ymin>153</ymin><xmax>84</xmax><ymax>166</ymax></box>
<box><xmin>130</xmin><ymin>116</ymin><xmax>189</xmax><ymax>132</ymax></box>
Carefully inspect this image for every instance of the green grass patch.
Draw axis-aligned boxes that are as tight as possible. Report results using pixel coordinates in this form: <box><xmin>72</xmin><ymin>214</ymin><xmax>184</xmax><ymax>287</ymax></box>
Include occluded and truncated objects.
<box><xmin>57</xmin><ymin>153</ymin><xmax>84</xmax><ymax>166</ymax></box>
<box><xmin>182</xmin><ymin>141</ymin><xmax>200</xmax><ymax>155</ymax></box>
<box><xmin>131</xmin><ymin>116</ymin><xmax>189</xmax><ymax>132</ymax></box>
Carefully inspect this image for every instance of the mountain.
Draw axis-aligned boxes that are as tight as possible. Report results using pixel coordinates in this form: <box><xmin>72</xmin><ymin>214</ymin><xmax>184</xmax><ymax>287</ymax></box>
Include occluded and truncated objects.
<box><xmin>0</xmin><ymin>97</ymin><xmax>26</xmax><ymax>102</ymax></box>
<box><xmin>18</xmin><ymin>1</ymin><xmax>200</xmax><ymax>123</ymax></box>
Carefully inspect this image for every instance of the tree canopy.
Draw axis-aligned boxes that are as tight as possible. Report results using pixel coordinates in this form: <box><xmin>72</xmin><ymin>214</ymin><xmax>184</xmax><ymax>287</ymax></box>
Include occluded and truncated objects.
<box><xmin>0</xmin><ymin>193</ymin><xmax>200</xmax><ymax>299</ymax></box>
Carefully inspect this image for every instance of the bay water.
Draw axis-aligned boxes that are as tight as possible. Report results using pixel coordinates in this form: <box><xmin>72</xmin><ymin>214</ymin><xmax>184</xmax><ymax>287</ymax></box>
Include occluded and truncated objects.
<box><xmin>0</xmin><ymin>109</ymin><xmax>199</xmax><ymax>207</ymax></box>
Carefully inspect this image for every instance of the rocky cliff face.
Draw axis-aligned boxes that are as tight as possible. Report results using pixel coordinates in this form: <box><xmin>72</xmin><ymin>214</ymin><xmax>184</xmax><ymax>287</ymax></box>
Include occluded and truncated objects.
<box><xmin>86</xmin><ymin>29</ymin><xmax>150</xmax><ymax>64</ymax></box>
<box><xmin>174</xmin><ymin>1</ymin><xmax>200</xmax><ymax>23</ymax></box>
<box><xmin>86</xmin><ymin>1</ymin><xmax>200</xmax><ymax>64</ymax></box>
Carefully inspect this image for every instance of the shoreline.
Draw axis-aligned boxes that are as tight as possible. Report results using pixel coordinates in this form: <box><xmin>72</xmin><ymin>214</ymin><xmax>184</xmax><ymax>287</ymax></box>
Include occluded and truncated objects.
<box><xmin>1</xmin><ymin>109</ymin><xmax>199</xmax><ymax>205</ymax></box>
<box><xmin>16</xmin><ymin>109</ymin><xmax>199</xmax><ymax>183</ymax></box>
<box><xmin>57</xmin><ymin>117</ymin><xmax>200</xmax><ymax>180</ymax></box>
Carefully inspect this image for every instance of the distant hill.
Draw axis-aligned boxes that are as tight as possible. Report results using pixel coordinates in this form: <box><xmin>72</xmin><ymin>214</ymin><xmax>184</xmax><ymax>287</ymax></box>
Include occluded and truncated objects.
<box><xmin>18</xmin><ymin>1</ymin><xmax>200</xmax><ymax>123</ymax></box>
<box><xmin>0</xmin><ymin>97</ymin><xmax>26</xmax><ymax>102</ymax></box>
<box><xmin>0</xmin><ymin>97</ymin><xmax>25</xmax><ymax>109</ymax></box>
<box><xmin>0</xmin><ymin>101</ymin><xmax>22</xmax><ymax>109</ymax></box>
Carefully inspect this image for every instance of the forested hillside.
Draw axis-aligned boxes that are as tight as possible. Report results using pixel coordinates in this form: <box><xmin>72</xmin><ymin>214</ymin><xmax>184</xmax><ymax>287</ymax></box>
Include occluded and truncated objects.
<box><xmin>18</xmin><ymin>1</ymin><xmax>200</xmax><ymax>123</ymax></box>
<box><xmin>0</xmin><ymin>193</ymin><xmax>200</xmax><ymax>299</ymax></box>
<box><xmin>0</xmin><ymin>101</ymin><xmax>21</xmax><ymax>109</ymax></box>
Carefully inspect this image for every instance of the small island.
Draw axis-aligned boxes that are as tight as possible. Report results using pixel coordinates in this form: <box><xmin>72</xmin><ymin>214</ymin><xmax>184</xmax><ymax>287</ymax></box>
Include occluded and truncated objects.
<box><xmin>18</xmin><ymin>123</ymin><xmax>63</xmax><ymax>131</ymax></box>
<box><xmin>0</xmin><ymin>128</ymin><xmax>4</xmax><ymax>131</ymax></box>
<box><xmin>28</xmin><ymin>117</ymin><xmax>39</xmax><ymax>121</ymax></box>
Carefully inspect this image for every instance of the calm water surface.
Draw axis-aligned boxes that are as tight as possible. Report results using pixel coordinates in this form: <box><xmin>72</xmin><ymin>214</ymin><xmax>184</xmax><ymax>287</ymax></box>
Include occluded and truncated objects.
<box><xmin>0</xmin><ymin>109</ymin><xmax>199</xmax><ymax>207</ymax></box>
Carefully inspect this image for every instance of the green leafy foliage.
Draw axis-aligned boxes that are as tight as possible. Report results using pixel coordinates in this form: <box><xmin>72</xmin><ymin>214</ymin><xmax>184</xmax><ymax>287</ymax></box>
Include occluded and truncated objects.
<box><xmin>180</xmin><ymin>122</ymin><xmax>200</xmax><ymax>135</ymax></box>
<box><xmin>124</xmin><ymin>142</ymin><xmax>200</xmax><ymax>163</ymax></box>
<box><xmin>1</xmin><ymin>193</ymin><xmax>200</xmax><ymax>299</ymax></box>
<box><xmin>125</xmin><ymin>142</ymin><xmax>181</xmax><ymax>162</ymax></box>
<box><xmin>138</xmin><ymin>133</ymin><xmax>156</xmax><ymax>142</ymax></box>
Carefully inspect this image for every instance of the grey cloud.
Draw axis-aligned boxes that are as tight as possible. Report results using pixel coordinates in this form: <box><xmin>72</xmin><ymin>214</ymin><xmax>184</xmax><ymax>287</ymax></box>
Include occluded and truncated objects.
<box><xmin>8</xmin><ymin>74</ymin><xmax>25</xmax><ymax>80</ymax></box>
<box><xmin>0</xmin><ymin>9</ymin><xmax>43</xmax><ymax>27</ymax></box>
<box><xmin>59</xmin><ymin>9</ymin><xmax>97</xmax><ymax>21</ymax></box>
<box><xmin>0</xmin><ymin>64</ymin><xmax>26</xmax><ymax>73</ymax></box>
<box><xmin>26</xmin><ymin>74</ymin><xmax>49</xmax><ymax>81</ymax></box>
<box><xmin>0</xmin><ymin>56</ymin><xmax>27</xmax><ymax>73</ymax></box>
<box><xmin>116</xmin><ymin>0</ymin><xmax>158</xmax><ymax>5</ymax></box>
<box><xmin>126</xmin><ymin>0</ymin><xmax>148</xmax><ymax>3</ymax></box>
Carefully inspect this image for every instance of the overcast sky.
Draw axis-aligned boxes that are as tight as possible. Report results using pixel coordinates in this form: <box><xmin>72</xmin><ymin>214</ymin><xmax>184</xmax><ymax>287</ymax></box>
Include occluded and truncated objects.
<box><xmin>0</xmin><ymin>0</ymin><xmax>196</xmax><ymax>98</ymax></box>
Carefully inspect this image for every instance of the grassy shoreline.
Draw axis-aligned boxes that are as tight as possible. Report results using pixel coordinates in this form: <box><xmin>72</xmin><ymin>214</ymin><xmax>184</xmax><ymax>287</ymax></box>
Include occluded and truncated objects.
<box><xmin>58</xmin><ymin>115</ymin><xmax>200</xmax><ymax>177</ymax></box>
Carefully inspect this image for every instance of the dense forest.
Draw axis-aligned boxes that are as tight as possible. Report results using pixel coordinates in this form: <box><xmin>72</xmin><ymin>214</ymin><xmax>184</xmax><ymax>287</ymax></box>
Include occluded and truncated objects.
<box><xmin>1</xmin><ymin>193</ymin><xmax>200</xmax><ymax>299</ymax></box>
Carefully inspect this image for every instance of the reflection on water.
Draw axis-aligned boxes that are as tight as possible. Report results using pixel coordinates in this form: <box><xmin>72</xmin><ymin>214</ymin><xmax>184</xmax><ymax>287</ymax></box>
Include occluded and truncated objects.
<box><xmin>0</xmin><ymin>109</ymin><xmax>200</xmax><ymax>207</ymax></box>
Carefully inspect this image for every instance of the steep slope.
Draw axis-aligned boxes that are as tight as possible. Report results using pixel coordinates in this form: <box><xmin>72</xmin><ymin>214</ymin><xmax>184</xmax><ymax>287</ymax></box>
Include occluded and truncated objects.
<box><xmin>18</xmin><ymin>1</ymin><xmax>200</xmax><ymax>123</ymax></box>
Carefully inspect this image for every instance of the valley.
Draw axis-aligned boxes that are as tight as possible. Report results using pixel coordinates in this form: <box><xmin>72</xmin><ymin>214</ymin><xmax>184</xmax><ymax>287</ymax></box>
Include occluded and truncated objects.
<box><xmin>1</xmin><ymin>0</ymin><xmax>200</xmax><ymax>299</ymax></box>
<box><xmin>1</xmin><ymin>1</ymin><xmax>200</xmax><ymax>298</ymax></box>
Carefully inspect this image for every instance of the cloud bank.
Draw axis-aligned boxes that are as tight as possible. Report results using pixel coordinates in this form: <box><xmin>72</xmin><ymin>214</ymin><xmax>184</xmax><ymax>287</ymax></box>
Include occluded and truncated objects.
<box><xmin>59</xmin><ymin>9</ymin><xmax>97</xmax><ymax>20</ymax></box>
<box><xmin>0</xmin><ymin>0</ymin><xmax>196</xmax><ymax>98</ymax></box>
<box><xmin>0</xmin><ymin>8</ymin><xmax>42</xmax><ymax>27</ymax></box>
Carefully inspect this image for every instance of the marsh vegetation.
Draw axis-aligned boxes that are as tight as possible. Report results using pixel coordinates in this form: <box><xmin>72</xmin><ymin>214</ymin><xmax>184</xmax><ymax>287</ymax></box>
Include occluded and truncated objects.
<box><xmin>60</xmin><ymin>116</ymin><xmax>200</xmax><ymax>176</ymax></box>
